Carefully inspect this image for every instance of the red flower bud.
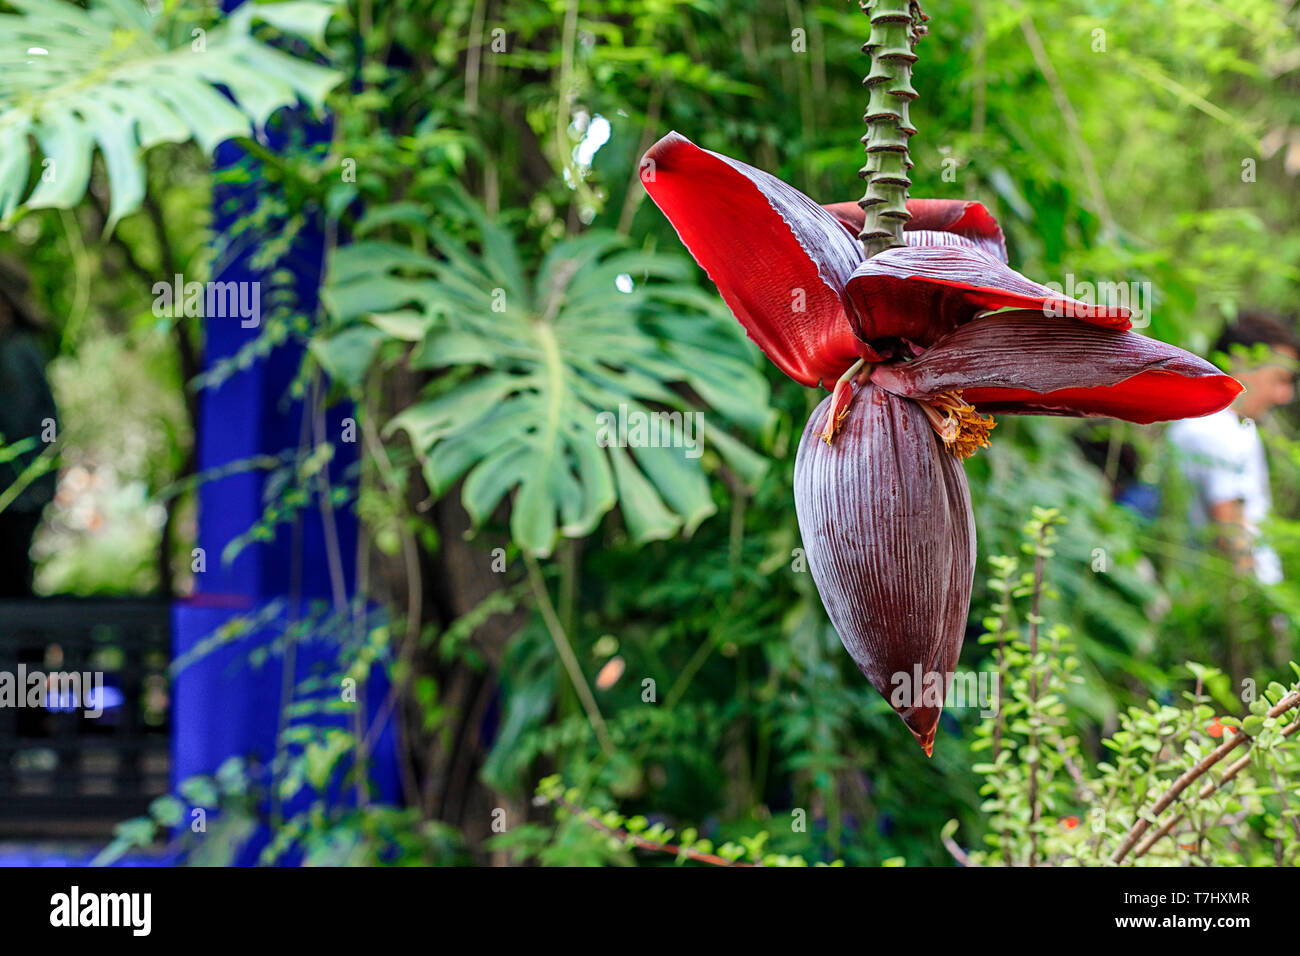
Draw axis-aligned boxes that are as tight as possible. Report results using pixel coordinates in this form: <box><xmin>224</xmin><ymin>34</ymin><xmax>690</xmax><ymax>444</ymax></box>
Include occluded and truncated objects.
<box><xmin>794</xmin><ymin>383</ymin><xmax>975</xmax><ymax>754</ymax></box>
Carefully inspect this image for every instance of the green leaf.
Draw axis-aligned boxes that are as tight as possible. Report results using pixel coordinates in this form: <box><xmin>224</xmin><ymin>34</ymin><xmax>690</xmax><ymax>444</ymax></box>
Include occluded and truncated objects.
<box><xmin>246</xmin><ymin>0</ymin><xmax>339</xmax><ymax>46</ymax></box>
<box><xmin>304</xmin><ymin>729</ymin><xmax>354</xmax><ymax>791</ymax></box>
<box><xmin>26</xmin><ymin>110</ymin><xmax>92</xmax><ymax>210</ymax></box>
<box><xmin>325</xmin><ymin>204</ymin><xmax>768</xmax><ymax>558</ymax></box>
<box><xmin>0</xmin><ymin>0</ymin><xmax>344</xmax><ymax>221</ymax></box>
<box><xmin>179</xmin><ymin>776</ymin><xmax>219</xmax><ymax>808</ymax></box>
<box><xmin>629</xmin><ymin>437</ymin><xmax>715</xmax><ymax>536</ymax></box>
<box><xmin>365</xmin><ymin>310</ymin><xmax>434</xmax><ymax>342</ymax></box>
<box><xmin>610</xmin><ymin>444</ymin><xmax>680</xmax><ymax>545</ymax></box>
<box><xmin>309</xmin><ymin>323</ymin><xmax>386</xmax><ymax>391</ymax></box>
<box><xmin>148</xmin><ymin>794</ymin><xmax>184</xmax><ymax>827</ymax></box>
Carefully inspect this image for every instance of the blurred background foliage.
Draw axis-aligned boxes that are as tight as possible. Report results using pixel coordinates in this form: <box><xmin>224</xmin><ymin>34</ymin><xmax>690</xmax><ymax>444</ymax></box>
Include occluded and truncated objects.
<box><xmin>4</xmin><ymin>0</ymin><xmax>1300</xmax><ymax>865</ymax></box>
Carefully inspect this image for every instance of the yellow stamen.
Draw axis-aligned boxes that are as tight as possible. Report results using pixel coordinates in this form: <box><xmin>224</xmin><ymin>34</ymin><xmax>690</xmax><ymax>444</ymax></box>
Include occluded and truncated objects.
<box><xmin>820</xmin><ymin>395</ymin><xmax>852</xmax><ymax>444</ymax></box>
<box><xmin>919</xmin><ymin>390</ymin><xmax>995</xmax><ymax>460</ymax></box>
<box><xmin>820</xmin><ymin>359</ymin><xmax>868</xmax><ymax>445</ymax></box>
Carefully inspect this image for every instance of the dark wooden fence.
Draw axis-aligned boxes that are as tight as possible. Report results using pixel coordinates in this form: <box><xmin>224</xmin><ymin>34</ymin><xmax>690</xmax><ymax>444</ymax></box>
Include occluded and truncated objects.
<box><xmin>0</xmin><ymin>598</ymin><xmax>170</xmax><ymax>836</ymax></box>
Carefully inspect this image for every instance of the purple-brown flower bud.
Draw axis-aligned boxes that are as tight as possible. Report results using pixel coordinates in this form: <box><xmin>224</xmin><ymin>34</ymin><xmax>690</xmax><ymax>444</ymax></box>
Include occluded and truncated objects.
<box><xmin>794</xmin><ymin>382</ymin><xmax>975</xmax><ymax>754</ymax></box>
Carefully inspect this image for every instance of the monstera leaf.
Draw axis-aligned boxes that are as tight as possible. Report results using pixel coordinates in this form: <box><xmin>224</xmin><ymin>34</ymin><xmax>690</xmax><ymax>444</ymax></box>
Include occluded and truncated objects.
<box><xmin>319</xmin><ymin>198</ymin><xmax>772</xmax><ymax>557</ymax></box>
<box><xmin>0</xmin><ymin>0</ymin><xmax>343</xmax><ymax>226</ymax></box>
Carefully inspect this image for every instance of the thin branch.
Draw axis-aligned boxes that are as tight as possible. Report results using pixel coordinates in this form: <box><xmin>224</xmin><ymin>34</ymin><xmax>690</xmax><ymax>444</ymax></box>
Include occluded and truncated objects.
<box><xmin>1054</xmin><ymin>734</ymin><xmax>1099</xmax><ymax>805</ymax></box>
<box><xmin>141</xmin><ymin>177</ymin><xmax>199</xmax><ymax>599</ymax></box>
<box><xmin>0</xmin><ymin>444</ymin><xmax>58</xmax><ymax>515</ymax></box>
<box><xmin>523</xmin><ymin>552</ymin><xmax>615</xmax><ymax>755</ymax></box>
<box><xmin>535</xmin><ymin>793</ymin><xmax>754</xmax><ymax>867</ymax></box>
<box><xmin>942</xmin><ymin>828</ymin><xmax>972</xmax><ymax>867</ymax></box>
<box><xmin>1016</xmin><ymin>9</ymin><xmax>1116</xmax><ymax>235</ymax></box>
<box><xmin>1112</xmin><ymin>689</ymin><xmax>1300</xmax><ymax>863</ymax></box>
<box><xmin>358</xmin><ymin>408</ymin><xmax>425</xmax><ymax>768</ymax></box>
<box><xmin>970</xmin><ymin>0</ymin><xmax>986</xmax><ymax>140</ymax></box>
<box><xmin>664</xmin><ymin>636</ymin><xmax>715</xmax><ymax>710</ymax></box>
<box><xmin>1119</xmin><ymin>52</ymin><xmax>1255</xmax><ymax>144</ymax></box>
<box><xmin>616</xmin><ymin>84</ymin><xmax>662</xmax><ymax>236</ymax></box>
<box><xmin>1026</xmin><ymin>530</ymin><xmax>1046</xmax><ymax>865</ymax></box>
<box><xmin>1133</xmin><ymin>716</ymin><xmax>1300</xmax><ymax>859</ymax></box>
<box><xmin>464</xmin><ymin>0</ymin><xmax>488</xmax><ymax>114</ymax></box>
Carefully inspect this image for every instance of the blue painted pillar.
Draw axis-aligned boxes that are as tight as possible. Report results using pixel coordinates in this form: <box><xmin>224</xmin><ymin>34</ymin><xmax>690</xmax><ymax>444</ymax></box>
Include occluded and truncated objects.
<box><xmin>169</xmin><ymin>72</ymin><xmax>399</xmax><ymax>822</ymax></box>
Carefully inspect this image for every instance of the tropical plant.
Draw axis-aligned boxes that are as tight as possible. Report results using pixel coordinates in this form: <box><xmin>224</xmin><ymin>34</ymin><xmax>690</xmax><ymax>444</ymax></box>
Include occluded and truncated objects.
<box><xmin>6</xmin><ymin>0</ymin><xmax>1300</xmax><ymax>870</ymax></box>
<box><xmin>0</xmin><ymin>0</ymin><xmax>342</xmax><ymax>225</ymax></box>
<box><xmin>318</xmin><ymin>189</ymin><xmax>772</xmax><ymax>556</ymax></box>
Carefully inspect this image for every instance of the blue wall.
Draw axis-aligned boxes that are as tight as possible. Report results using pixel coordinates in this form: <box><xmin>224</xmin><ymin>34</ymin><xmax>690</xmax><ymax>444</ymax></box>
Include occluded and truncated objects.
<box><xmin>170</xmin><ymin>121</ymin><xmax>400</xmax><ymax>856</ymax></box>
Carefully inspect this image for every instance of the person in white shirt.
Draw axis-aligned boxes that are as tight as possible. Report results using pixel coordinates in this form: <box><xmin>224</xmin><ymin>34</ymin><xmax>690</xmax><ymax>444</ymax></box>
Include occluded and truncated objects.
<box><xmin>1167</xmin><ymin>310</ymin><xmax>1298</xmax><ymax>585</ymax></box>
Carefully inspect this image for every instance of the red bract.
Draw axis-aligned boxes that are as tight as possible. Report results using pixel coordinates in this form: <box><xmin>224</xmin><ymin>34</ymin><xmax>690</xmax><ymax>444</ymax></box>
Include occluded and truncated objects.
<box><xmin>639</xmin><ymin>131</ymin><xmax>862</xmax><ymax>386</ymax></box>
<box><xmin>641</xmin><ymin>132</ymin><xmax>1242</xmax><ymax>753</ymax></box>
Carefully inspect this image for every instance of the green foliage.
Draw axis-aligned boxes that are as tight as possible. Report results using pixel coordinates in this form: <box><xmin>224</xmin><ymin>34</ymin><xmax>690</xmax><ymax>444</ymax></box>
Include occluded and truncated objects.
<box><xmin>498</xmin><ymin>775</ymin><xmax>846</xmax><ymax>867</ymax></box>
<box><xmin>960</xmin><ymin>517</ymin><xmax>1300</xmax><ymax>866</ymax></box>
<box><xmin>33</xmin><ymin>328</ymin><xmax>187</xmax><ymax>592</ymax></box>
<box><xmin>94</xmin><ymin>755</ymin><xmax>469</xmax><ymax>866</ymax></box>
<box><xmin>0</xmin><ymin>0</ymin><xmax>343</xmax><ymax>226</ymax></box>
<box><xmin>10</xmin><ymin>0</ymin><xmax>1300</xmax><ymax>867</ymax></box>
<box><xmin>320</xmin><ymin>190</ymin><xmax>771</xmax><ymax>557</ymax></box>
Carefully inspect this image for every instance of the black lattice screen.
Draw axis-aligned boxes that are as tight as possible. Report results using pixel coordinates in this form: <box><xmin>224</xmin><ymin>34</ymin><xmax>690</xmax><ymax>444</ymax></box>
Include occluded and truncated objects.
<box><xmin>0</xmin><ymin>598</ymin><xmax>170</xmax><ymax>836</ymax></box>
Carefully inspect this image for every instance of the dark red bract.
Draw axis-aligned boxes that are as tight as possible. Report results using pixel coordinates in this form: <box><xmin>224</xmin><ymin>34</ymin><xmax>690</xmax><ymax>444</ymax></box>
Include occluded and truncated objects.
<box><xmin>642</xmin><ymin>131</ymin><xmax>1242</xmax><ymax>753</ymax></box>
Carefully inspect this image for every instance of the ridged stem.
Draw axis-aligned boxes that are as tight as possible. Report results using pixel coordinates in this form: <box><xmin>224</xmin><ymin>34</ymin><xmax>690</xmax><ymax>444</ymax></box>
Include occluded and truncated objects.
<box><xmin>858</xmin><ymin>0</ymin><xmax>927</xmax><ymax>258</ymax></box>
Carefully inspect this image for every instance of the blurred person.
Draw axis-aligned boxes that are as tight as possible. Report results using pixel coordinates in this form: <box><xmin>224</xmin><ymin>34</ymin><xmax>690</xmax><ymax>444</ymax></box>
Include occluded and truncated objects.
<box><xmin>0</xmin><ymin>256</ymin><xmax>58</xmax><ymax>597</ymax></box>
<box><xmin>1167</xmin><ymin>309</ymin><xmax>1299</xmax><ymax>585</ymax></box>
